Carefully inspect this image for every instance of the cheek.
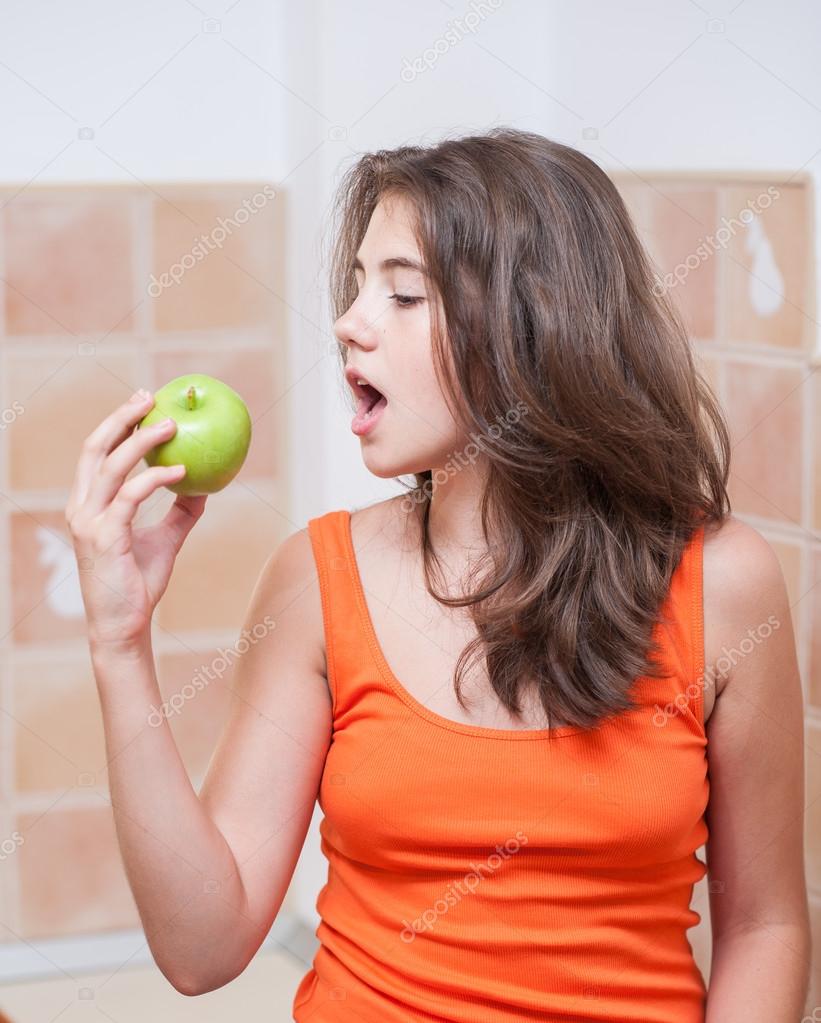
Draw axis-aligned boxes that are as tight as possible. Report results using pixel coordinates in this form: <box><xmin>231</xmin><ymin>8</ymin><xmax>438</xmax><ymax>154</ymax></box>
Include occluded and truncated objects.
<box><xmin>390</xmin><ymin>313</ymin><xmax>464</xmax><ymax>444</ymax></box>
<box><xmin>399</xmin><ymin>353</ymin><xmax>450</xmax><ymax>420</ymax></box>
<box><xmin>395</xmin><ymin>366</ymin><xmax>466</xmax><ymax>454</ymax></box>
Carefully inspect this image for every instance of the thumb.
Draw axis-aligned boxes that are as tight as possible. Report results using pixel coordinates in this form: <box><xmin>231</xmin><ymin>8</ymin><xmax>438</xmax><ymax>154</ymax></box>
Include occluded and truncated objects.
<box><xmin>161</xmin><ymin>493</ymin><xmax>207</xmax><ymax>551</ymax></box>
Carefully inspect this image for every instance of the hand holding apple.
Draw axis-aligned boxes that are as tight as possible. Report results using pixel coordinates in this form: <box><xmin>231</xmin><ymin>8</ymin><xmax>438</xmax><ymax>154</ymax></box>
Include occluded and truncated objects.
<box><xmin>138</xmin><ymin>374</ymin><xmax>252</xmax><ymax>496</ymax></box>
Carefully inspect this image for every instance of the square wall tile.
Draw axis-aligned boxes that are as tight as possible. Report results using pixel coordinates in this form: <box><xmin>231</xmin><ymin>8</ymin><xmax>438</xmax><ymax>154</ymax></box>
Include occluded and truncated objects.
<box><xmin>695</xmin><ymin>350</ymin><xmax>721</xmax><ymax>402</ymax></box>
<box><xmin>151</xmin><ymin>348</ymin><xmax>281</xmax><ymax>482</ymax></box>
<box><xmin>815</xmin><ymin>371</ymin><xmax>821</xmax><ymax>533</ymax></box>
<box><xmin>10</xmin><ymin>511</ymin><xmax>86</xmax><ymax>646</ymax></box>
<box><xmin>3</xmin><ymin>196</ymin><xmax>136</xmax><ymax>336</ymax></box>
<box><xmin>155</xmin><ymin>487</ymin><xmax>287</xmax><ymax>635</ymax></box>
<box><xmin>769</xmin><ymin>538</ymin><xmax>803</xmax><ymax>614</ymax></box>
<box><xmin>6</xmin><ymin>351</ymin><xmax>141</xmax><ymax>492</ymax></box>
<box><xmin>809</xmin><ymin>547</ymin><xmax>821</xmax><ymax>709</ymax></box>
<box><xmin>724</xmin><ymin>361</ymin><xmax>804</xmax><ymax>524</ymax></box>
<box><xmin>155</xmin><ymin>647</ymin><xmax>234</xmax><ymax>781</ymax></box>
<box><xmin>805</xmin><ymin>719</ymin><xmax>821</xmax><ymax>892</ymax></box>
<box><xmin>0</xmin><ymin>808</ymin><xmax>20</xmax><ymax>940</ymax></box>
<box><xmin>150</xmin><ymin>189</ymin><xmax>283</xmax><ymax>333</ymax></box>
<box><xmin>647</xmin><ymin>188</ymin><xmax>718</xmax><ymax>342</ymax></box>
<box><xmin>614</xmin><ymin>180</ymin><xmax>654</xmax><ymax>243</ymax></box>
<box><xmin>721</xmin><ymin>184</ymin><xmax>812</xmax><ymax>350</ymax></box>
<box><xmin>13</xmin><ymin>652</ymin><xmax>106</xmax><ymax>794</ymax></box>
<box><xmin>16</xmin><ymin>806</ymin><xmax>140</xmax><ymax>938</ymax></box>
<box><xmin>810</xmin><ymin>898</ymin><xmax>821</xmax><ymax>1008</ymax></box>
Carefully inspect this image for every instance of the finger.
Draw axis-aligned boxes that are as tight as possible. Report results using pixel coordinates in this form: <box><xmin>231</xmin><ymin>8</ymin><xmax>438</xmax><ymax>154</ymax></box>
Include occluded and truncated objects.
<box><xmin>102</xmin><ymin>463</ymin><xmax>187</xmax><ymax>536</ymax></box>
<box><xmin>159</xmin><ymin>494</ymin><xmax>208</xmax><ymax>551</ymax></box>
<box><xmin>84</xmin><ymin>415</ymin><xmax>178</xmax><ymax>517</ymax></box>
<box><xmin>67</xmin><ymin>390</ymin><xmax>155</xmax><ymax>516</ymax></box>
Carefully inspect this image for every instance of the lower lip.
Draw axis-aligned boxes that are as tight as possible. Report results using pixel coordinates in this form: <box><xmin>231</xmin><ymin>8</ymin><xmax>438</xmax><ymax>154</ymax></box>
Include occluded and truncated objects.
<box><xmin>351</xmin><ymin>396</ymin><xmax>388</xmax><ymax>436</ymax></box>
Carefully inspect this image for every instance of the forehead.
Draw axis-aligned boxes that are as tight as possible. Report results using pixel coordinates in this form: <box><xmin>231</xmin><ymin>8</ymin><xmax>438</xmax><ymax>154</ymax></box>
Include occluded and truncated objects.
<box><xmin>358</xmin><ymin>195</ymin><xmax>420</xmax><ymax>256</ymax></box>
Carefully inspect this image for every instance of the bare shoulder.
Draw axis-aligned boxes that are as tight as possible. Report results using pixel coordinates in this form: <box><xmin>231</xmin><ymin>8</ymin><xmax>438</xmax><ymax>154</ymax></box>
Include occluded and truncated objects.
<box><xmin>702</xmin><ymin>513</ymin><xmax>792</xmax><ymax>700</ymax></box>
<box><xmin>255</xmin><ymin>525</ymin><xmax>328</xmax><ymax>684</ymax></box>
<box><xmin>702</xmin><ymin>512</ymin><xmax>780</xmax><ymax>574</ymax></box>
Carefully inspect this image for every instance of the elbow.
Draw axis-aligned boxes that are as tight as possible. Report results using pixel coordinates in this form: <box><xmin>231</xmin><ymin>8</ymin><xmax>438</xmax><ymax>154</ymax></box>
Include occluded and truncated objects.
<box><xmin>157</xmin><ymin>961</ymin><xmax>204</xmax><ymax>997</ymax></box>
<box><xmin>170</xmin><ymin>974</ymin><xmax>204</xmax><ymax>997</ymax></box>
<box><xmin>166</xmin><ymin>963</ymin><xmax>243</xmax><ymax>997</ymax></box>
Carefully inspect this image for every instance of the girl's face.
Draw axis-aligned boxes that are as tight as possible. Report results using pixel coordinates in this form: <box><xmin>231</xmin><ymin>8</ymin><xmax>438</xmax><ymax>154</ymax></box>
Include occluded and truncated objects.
<box><xmin>333</xmin><ymin>195</ymin><xmax>467</xmax><ymax>479</ymax></box>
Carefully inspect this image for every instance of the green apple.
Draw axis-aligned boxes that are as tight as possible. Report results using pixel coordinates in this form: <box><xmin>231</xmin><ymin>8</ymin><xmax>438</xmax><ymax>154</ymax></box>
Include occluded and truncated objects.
<box><xmin>138</xmin><ymin>374</ymin><xmax>252</xmax><ymax>496</ymax></box>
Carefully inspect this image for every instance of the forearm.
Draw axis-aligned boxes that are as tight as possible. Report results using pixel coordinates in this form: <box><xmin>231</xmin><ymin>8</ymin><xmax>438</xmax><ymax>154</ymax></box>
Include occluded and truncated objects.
<box><xmin>705</xmin><ymin>925</ymin><xmax>811</xmax><ymax>1022</ymax></box>
<box><xmin>90</xmin><ymin>634</ymin><xmax>261</xmax><ymax>994</ymax></box>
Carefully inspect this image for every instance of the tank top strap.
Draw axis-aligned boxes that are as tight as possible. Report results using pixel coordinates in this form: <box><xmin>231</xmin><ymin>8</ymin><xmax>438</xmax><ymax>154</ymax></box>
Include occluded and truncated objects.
<box><xmin>306</xmin><ymin>508</ymin><xmax>379</xmax><ymax>720</ymax></box>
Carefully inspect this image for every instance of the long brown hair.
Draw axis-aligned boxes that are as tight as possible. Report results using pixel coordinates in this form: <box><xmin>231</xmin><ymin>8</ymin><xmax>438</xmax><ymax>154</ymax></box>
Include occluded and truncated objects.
<box><xmin>328</xmin><ymin>127</ymin><xmax>731</xmax><ymax>732</ymax></box>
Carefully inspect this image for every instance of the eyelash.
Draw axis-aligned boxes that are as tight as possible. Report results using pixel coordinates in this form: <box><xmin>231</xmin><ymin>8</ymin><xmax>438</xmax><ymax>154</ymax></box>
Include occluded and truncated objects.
<box><xmin>390</xmin><ymin>294</ymin><xmax>423</xmax><ymax>308</ymax></box>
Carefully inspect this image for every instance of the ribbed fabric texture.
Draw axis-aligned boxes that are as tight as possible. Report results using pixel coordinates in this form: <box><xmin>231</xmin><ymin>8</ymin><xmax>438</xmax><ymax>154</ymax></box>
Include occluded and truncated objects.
<box><xmin>293</xmin><ymin>510</ymin><xmax>709</xmax><ymax>1023</ymax></box>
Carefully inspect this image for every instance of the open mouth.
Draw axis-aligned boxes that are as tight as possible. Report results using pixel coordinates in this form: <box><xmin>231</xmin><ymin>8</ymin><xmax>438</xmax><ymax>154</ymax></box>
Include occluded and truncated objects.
<box><xmin>348</xmin><ymin>372</ymin><xmax>388</xmax><ymax>435</ymax></box>
<box><xmin>355</xmin><ymin>380</ymin><xmax>387</xmax><ymax>419</ymax></box>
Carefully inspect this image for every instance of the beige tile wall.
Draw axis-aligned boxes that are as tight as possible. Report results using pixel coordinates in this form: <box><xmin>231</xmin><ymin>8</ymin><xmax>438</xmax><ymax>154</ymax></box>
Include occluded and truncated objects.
<box><xmin>0</xmin><ymin>171</ymin><xmax>818</xmax><ymax>1008</ymax></box>
<box><xmin>0</xmin><ymin>183</ymin><xmax>292</xmax><ymax>947</ymax></box>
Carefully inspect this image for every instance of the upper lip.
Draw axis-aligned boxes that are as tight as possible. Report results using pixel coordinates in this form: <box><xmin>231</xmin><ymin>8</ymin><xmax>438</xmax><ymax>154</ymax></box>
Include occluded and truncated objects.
<box><xmin>345</xmin><ymin>365</ymin><xmax>383</xmax><ymax>400</ymax></box>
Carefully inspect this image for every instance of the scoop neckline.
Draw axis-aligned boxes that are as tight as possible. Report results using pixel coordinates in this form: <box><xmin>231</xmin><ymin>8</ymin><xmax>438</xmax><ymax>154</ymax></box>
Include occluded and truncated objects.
<box><xmin>341</xmin><ymin>509</ymin><xmax>587</xmax><ymax>740</ymax></box>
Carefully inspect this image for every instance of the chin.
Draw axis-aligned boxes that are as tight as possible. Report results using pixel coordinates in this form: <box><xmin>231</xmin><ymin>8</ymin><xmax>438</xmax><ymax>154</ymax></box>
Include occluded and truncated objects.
<box><xmin>359</xmin><ymin>444</ymin><xmax>430</xmax><ymax>480</ymax></box>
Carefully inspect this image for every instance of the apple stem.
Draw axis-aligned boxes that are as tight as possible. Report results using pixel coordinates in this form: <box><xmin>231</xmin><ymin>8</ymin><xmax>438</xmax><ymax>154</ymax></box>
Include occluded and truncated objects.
<box><xmin>186</xmin><ymin>385</ymin><xmax>196</xmax><ymax>411</ymax></box>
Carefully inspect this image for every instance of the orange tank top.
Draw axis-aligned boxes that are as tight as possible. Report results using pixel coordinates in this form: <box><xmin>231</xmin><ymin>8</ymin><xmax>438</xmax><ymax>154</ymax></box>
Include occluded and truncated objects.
<box><xmin>293</xmin><ymin>509</ymin><xmax>709</xmax><ymax>1023</ymax></box>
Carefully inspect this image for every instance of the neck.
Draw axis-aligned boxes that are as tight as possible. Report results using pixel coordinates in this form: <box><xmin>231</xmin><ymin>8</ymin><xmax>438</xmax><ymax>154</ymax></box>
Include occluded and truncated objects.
<box><xmin>423</xmin><ymin>456</ymin><xmax>489</xmax><ymax>558</ymax></box>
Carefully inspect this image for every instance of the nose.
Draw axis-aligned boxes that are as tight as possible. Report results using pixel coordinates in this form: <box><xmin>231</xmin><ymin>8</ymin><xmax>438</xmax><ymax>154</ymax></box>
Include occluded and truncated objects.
<box><xmin>333</xmin><ymin>294</ymin><xmax>381</xmax><ymax>351</ymax></box>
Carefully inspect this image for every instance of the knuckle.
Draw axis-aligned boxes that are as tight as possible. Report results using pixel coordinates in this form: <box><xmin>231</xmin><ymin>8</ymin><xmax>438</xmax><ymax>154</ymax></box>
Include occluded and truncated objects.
<box><xmin>99</xmin><ymin>453</ymin><xmax>119</xmax><ymax>476</ymax></box>
<box><xmin>68</xmin><ymin>518</ymin><xmax>92</xmax><ymax>544</ymax></box>
<box><xmin>113</xmin><ymin>481</ymin><xmax>138</xmax><ymax>508</ymax></box>
<box><xmin>116</xmin><ymin>476</ymin><xmax>145</xmax><ymax>505</ymax></box>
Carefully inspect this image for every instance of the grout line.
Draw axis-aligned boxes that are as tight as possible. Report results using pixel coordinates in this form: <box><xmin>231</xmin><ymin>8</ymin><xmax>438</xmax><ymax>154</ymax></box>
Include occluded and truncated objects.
<box><xmin>0</xmin><ymin>197</ymin><xmax>6</xmax><ymax>338</ymax></box>
<box><xmin>608</xmin><ymin>170</ymin><xmax>810</xmax><ymax>189</ymax></box>
<box><xmin>800</xmin><ymin>355</ymin><xmax>814</xmax><ymax>702</ymax></box>
<box><xmin>707</xmin><ymin>343</ymin><xmax>818</xmax><ymax>368</ymax></box>
<box><xmin>0</xmin><ymin>336</ymin><xmax>18</xmax><ymax>934</ymax></box>
<box><xmin>132</xmin><ymin>191</ymin><xmax>152</xmax><ymax>339</ymax></box>
<box><xmin>0</xmin><ymin>330</ymin><xmax>277</xmax><ymax>350</ymax></box>
<box><xmin>715</xmin><ymin>184</ymin><xmax>727</xmax><ymax>345</ymax></box>
<box><xmin>4</xmin><ymin>474</ymin><xmax>280</xmax><ymax>512</ymax></box>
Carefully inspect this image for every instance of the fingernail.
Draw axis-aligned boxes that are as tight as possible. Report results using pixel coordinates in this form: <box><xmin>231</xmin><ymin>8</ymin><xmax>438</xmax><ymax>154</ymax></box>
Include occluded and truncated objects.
<box><xmin>131</xmin><ymin>389</ymin><xmax>150</xmax><ymax>402</ymax></box>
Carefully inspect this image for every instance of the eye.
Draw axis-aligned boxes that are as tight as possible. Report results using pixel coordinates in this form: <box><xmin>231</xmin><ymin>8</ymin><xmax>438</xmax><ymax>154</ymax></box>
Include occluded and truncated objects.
<box><xmin>390</xmin><ymin>294</ymin><xmax>423</xmax><ymax>308</ymax></box>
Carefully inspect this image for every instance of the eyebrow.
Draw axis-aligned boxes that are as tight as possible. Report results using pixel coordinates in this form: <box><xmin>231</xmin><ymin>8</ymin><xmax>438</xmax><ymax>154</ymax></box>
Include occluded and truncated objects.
<box><xmin>353</xmin><ymin>255</ymin><xmax>428</xmax><ymax>275</ymax></box>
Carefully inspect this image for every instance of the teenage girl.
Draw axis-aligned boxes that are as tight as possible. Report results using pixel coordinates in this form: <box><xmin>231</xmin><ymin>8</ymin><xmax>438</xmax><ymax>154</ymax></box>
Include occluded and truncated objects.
<box><xmin>67</xmin><ymin>128</ymin><xmax>810</xmax><ymax>1022</ymax></box>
